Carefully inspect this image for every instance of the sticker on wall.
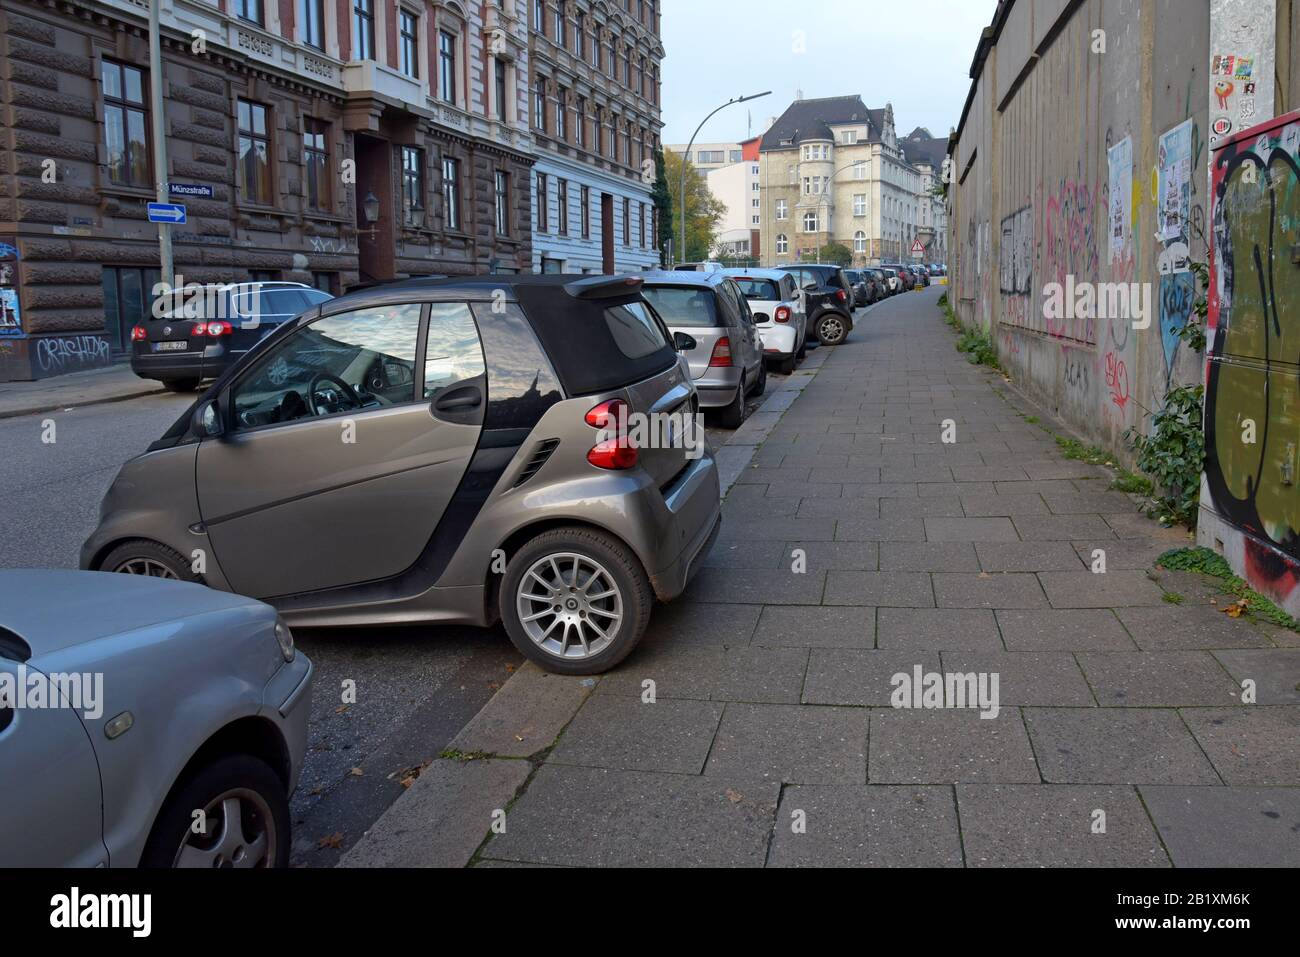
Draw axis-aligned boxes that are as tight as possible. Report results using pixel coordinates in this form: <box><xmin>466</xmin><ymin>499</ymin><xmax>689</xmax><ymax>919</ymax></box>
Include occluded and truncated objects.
<box><xmin>1209</xmin><ymin>51</ymin><xmax>1258</xmax><ymax>147</ymax></box>
<box><xmin>0</xmin><ymin>288</ymin><xmax>22</xmax><ymax>337</ymax></box>
<box><xmin>1107</xmin><ymin>136</ymin><xmax>1133</xmax><ymax>257</ymax></box>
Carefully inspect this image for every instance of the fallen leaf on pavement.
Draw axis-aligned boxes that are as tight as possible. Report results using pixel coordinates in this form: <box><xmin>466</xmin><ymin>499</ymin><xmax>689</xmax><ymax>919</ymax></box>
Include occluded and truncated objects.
<box><xmin>317</xmin><ymin>832</ymin><xmax>343</xmax><ymax>850</ymax></box>
<box><xmin>725</xmin><ymin>788</ymin><xmax>743</xmax><ymax>804</ymax></box>
<box><xmin>349</xmin><ymin>767</ymin><xmax>364</xmax><ymax>777</ymax></box>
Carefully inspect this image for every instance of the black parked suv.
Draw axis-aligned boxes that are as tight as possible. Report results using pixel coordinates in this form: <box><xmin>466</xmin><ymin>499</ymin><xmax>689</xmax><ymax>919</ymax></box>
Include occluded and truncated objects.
<box><xmin>775</xmin><ymin>264</ymin><xmax>855</xmax><ymax>345</ymax></box>
<box><xmin>130</xmin><ymin>281</ymin><xmax>334</xmax><ymax>392</ymax></box>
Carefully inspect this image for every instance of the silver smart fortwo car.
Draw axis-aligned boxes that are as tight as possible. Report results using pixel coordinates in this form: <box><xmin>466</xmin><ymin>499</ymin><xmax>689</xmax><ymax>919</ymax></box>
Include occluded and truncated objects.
<box><xmin>81</xmin><ymin>275</ymin><xmax>722</xmax><ymax>675</ymax></box>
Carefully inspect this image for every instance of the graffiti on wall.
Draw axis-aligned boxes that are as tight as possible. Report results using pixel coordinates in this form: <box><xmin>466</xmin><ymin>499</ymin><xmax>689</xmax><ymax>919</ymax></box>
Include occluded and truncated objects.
<box><xmin>1157</xmin><ymin>119</ymin><xmax>1196</xmax><ymax>385</ymax></box>
<box><xmin>34</xmin><ymin>335</ymin><xmax>111</xmax><ymax>375</ymax></box>
<box><xmin>0</xmin><ymin>243</ymin><xmax>19</xmax><ymax>338</ymax></box>
<box><xmin>1204</xmin><ymin>114</ymin><xmax>1300</xmax><ymax>584</ymax></box>
<box><xmin>999</xmin><ymin>205</ymin><xmax>1034</xmax><ymax>297</ymax></box>
<box><xmin>1041</xmin><ymin>174</ymin><xmax>1100</xmax><ymax>343</ymax></box>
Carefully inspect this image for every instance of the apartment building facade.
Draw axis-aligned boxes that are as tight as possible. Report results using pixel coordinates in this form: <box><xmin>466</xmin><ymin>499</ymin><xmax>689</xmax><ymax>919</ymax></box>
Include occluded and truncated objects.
<box><xmin>703</xmin><ymin>135</ymin><xmax>760</xmax><ymax>260</ymax></box>
<box><xmin>899</xmin><ymin>126</ymin><xmax>948</xmax><ymax>262</ymax></box>
<box><xmin>758</xmin><ymin>96</ymin><xmax>925</xmax><ymax>266</ymax></box>
<box><xmin>527</xmin><ymin>0</ymin><xmax>663</xmax><ymax>274</ymax></box>
<box><xmin>0</xmin><ymin>0</ymin><xmax>535</xmax><ymax>381</ymax></box>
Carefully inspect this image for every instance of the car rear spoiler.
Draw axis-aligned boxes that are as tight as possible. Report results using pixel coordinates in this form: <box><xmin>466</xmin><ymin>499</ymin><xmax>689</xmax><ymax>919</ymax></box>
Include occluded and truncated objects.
<box><xmin>563</xmin><ymin>275</ymin><xmax>646</xmax><ymax>300</ymax></box>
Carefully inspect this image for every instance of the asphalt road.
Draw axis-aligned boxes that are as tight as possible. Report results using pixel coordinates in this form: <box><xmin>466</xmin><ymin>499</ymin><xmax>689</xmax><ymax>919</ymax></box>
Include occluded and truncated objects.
<box><xmin>0</xmin><ymin>365</ymin><xmax>783</xmax><ymax>866</ymax></box>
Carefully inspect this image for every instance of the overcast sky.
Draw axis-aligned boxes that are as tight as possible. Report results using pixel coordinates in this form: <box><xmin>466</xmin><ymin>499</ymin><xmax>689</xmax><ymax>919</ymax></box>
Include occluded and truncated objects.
<box><xmin>659</xmin><ymin>0</ymin><xmax>1000</xmax><ymax>145</ymax></box>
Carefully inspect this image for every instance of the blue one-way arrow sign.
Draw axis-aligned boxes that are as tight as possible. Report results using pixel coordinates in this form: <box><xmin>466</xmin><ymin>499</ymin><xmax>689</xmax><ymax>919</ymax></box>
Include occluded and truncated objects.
<box><xmin>147</xmin><ymin>202</ymin><xmax>187</xmax><ymax>225</ymax></box>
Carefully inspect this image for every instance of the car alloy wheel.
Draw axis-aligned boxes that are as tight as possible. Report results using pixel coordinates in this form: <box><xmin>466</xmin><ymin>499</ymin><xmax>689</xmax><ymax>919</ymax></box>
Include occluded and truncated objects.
<box><xmin>515</xmin><ymin>552</ymin><xmax>624</xmax><ymax>660</ymax></box>
<box><xmin>173</xmin><ymin>788</ymin><xmax>278</xmax><ymax>868</ymax></box>
<box><xmin>113</xmin><ymin>558</ymin><xmax>180</xmax><ymax>579</ymax></box>
<box><xmin>818</xmin><ymin>315</ymin><xmax>848</xmax><ymax>345</ymax></box>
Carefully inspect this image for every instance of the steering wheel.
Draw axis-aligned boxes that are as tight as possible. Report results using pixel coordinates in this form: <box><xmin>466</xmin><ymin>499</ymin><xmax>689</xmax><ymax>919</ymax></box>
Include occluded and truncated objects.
<box><xmin>307</xmin><ymin>372</ymin><xmax>362</xmax><ymax>417</ymax></box>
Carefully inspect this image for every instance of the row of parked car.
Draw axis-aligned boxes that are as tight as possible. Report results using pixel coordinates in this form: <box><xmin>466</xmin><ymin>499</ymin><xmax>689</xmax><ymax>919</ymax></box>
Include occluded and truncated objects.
<box><xmin>844</xmin><ymin>263</ymin><xmax>940</xmax><ymax>306</ymax></box>
<box><xmin>0</xmin><ymin>263</ymin><xmax>890</xmax><ymax>867</ymax></box>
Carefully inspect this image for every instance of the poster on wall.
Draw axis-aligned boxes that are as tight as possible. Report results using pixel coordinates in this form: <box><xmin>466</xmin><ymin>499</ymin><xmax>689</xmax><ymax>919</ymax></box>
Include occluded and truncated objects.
<box><xmin>0</xmin><ymin>288</ymin><xmax>21</xmax><ymax>337</ymax></box>
<box><xmin>1209</xmin><ymin>51</ymin><xmax>1259</xmax><ymax>147</ymax></box>
<box><xmin>1107</xmin><ymin>136</ymin><xmax>1133</xmax><ymax>258</ymax></box>
<box><xmin>1158</xmin><ymin>119</ymin><xmax>1193</xmax><ymax>248</ymax></box>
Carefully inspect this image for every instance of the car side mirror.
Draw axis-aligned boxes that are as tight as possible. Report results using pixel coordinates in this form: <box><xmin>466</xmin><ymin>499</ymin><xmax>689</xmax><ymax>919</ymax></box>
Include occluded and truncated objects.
<box><xmin>673</xmin><ymin>331</ymin><xmax>697</xmax><ymax>352</ymax></box>
<box><xmin>192</xmin><ymin>399</ymin><xmax>224</xmax><ymax>439</ymax></box>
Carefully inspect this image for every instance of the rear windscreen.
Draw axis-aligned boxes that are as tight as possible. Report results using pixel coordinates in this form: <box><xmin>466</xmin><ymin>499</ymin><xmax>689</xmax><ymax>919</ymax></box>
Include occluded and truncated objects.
<box><xmin>733</xmin><ymin>279</ymin><xmax>780</xmax><ymax>301</ymax></box>
<box><xmin>640</xmin><ymin>286</ymin><xmax>719</xmax><ymax>328</ymax></box>
<box><xmin>512</xmin><ymin>286</ymin><xmax>677</xmax><ymax>397</ymax></box>
<box><xmin>232</xmin><ymin>288</ymin><xmax>332</xmax><ymax>322</ymax></box>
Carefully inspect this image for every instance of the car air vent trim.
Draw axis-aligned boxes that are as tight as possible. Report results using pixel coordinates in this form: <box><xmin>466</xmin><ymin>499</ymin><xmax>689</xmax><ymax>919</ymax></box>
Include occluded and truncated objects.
<box><xmin>513</xmin><ymin>439</ymin><xmax>561</xmax><ymax>489</ymax></box>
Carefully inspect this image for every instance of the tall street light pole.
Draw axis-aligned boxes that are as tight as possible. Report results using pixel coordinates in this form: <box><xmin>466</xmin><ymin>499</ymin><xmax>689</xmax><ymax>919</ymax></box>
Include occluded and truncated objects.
<box><xmin>678</xmin><ymin>91</ymin><xmax>770</xmax><ymax>266</ymax></box>
<box><xmin>149</xmin><ymin>0</ymin><xmax>174</xmax><ymax>292</ymax></box>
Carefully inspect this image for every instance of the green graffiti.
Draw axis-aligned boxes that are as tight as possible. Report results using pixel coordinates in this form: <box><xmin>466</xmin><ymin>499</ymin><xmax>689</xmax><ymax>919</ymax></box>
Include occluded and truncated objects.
<box><xmin>1207</xmin><ymin>137</ymin><xmax>1300</xmax><ymax>554</ymax></box>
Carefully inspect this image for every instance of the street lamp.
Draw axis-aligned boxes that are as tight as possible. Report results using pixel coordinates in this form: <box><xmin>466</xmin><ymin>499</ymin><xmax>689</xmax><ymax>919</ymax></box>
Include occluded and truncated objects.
<box><xmin>678</xmin><ymin>91</ymin><xmax>771</xmax><ymax>266</ymax></box>
<box><xmin>361</xmin><ymin>190</ymin><xmax>380</xmax><ymax>239</ymax></box>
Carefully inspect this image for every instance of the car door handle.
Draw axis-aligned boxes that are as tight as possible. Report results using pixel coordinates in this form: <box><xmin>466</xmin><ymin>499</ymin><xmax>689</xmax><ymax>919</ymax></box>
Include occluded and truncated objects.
<box><xmin>434</xmin><ymin>391</ymin><xmax>482</xmax><ymax>412</ymax></box>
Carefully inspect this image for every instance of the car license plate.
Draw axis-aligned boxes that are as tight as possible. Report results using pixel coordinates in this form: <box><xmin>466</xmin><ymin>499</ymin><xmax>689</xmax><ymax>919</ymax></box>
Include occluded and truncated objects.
<box><xmin>154</xmin><ymin>341</ymin><xmax>187</xmax><ymax>352</ymax></box>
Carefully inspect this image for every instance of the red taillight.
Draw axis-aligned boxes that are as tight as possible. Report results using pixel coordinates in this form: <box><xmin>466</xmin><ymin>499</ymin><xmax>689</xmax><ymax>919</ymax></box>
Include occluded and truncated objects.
<box><xmin>584</xmin><ymin>398</ymin><xmax>629</xmax><ymax>430</ymax></box>
<box><xmin>206</xmin><ymin>321</ymin><xmax>233</xmax><ymax>336</ymax></box>
<box><xmin>836</xmin><ymin>289</ymin><xmax>847</xmax><ymax>303</ymax></box>
<box><xmin>130</xmin><ymin>325</ymin><xmax>147</xmax><ymax>342</ymax></box>
<box><xmin>774</xmin><ymin>306</ymin><xmax>791</xmax><ymax>324</ymax></box>
<box><xmin>586</xmin><ymin>438</ymin><xmax>639</xmax><ymax>470</ymax></box>
<box><xmin>709</xmin><ymin>337</ymin><xmax>733</xmax><ymax>367</ymax></box>
<box><xmin>191</xmin><ymin>322</ymin><xmax>207</xmax><ymax>336</ymax></box>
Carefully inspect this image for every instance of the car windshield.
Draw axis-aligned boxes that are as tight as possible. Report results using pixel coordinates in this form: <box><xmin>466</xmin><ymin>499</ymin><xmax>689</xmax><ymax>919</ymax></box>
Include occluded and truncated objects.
<box><xmin>733</xmin><ymin>278</ymin><xmax>781</xmax><ymax>301</ymax></box>
<box><xmin>641</xmin><ymin>286</ymin><xmax>719</xmax><ymax>328</ymax></box>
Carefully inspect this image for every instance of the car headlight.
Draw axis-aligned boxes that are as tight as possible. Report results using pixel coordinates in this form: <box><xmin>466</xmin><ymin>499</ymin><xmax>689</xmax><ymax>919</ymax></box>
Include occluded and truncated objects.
<box><xmin>274</xmin><ymin>619</ymin><xmax>295</xmax><ymax>662</ymax></box>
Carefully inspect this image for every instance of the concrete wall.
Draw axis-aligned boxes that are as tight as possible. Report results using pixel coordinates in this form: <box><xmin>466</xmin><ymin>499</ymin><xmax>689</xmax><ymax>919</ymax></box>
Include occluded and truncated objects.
<box><xmin>948</xmin><ymin>0</ymin><xmax>1211</xmax><ymax>459</ymax></box>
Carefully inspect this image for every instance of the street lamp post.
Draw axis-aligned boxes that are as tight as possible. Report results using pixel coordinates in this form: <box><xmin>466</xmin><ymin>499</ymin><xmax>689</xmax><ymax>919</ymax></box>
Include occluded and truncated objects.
<box><xmin>678</xmin><ymin>92</ymin><xmax>770</xmax><ymax>266</ymax></box>
<box><xmin>148</xmin><ymin>0</ymin><xmax>173</xmax><ymax>292</ymax></box>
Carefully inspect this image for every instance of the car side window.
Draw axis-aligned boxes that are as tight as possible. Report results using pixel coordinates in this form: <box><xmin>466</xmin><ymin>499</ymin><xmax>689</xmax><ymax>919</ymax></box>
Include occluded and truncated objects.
<box><xmin>423</xmin><ymin>303</ymin><xmax>486</xmax><ymax>400</ymax></box>
<box><xmin>230</xmin><ymin>304</ymin><xmax>422</xmax><ymax>431</ymax></box>
<box><xmin>714</xmin><ymin>283</ymin><xmax>741</xmax><ymax>328</ymax></box>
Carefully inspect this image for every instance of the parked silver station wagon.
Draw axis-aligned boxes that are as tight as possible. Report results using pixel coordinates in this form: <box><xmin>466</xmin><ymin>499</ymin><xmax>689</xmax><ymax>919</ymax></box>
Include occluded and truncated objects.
<box><xmin>82</xmin><ymin>275</ymin><xmax>722</xmax><ymax>675</ymax></box>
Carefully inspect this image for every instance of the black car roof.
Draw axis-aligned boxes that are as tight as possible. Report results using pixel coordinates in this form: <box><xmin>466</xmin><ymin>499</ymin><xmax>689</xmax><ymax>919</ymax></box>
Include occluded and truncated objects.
<box><xmin>319</xmin><ymin>272</ymin><xmax>651</xmax><ymax>315</ymax></box>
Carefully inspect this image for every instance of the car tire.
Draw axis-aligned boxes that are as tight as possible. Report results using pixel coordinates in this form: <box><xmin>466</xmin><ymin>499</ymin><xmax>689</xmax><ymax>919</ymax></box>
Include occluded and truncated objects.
<box><xmin>777</xmin><ymin>354</ymin><xmax>797</xmax><ymax>375</ymax></box>
<box><xmin>796</xmin><ymin>339</ymin><xmax>807</xmax><ymax>362</ymax></box>
<box><xmin>140</xmin><ymin>754</ymin><xmax>291</xmax><ymax>868</ymax></box>
<box><xmin>500</xmin><ymin>526</ymin><xmax>653</xmax><ymax>676</ymax></box>
<box><xmin>749</xmin><ymin>360</ymin><xmax>767</xmax><ymax>397</ymax></box>
<box><xmin>716</xmin><ymin>374</ymin><xmax>746</xmax><ymax>428</ymax></box>
<box><xmin>817</xmin><ymin>313</ymin><xmax>850</xmax><ymax>346</ymax></box>
<box><xmin>100</xmin><ymin>539</ymin><xmax>202</xmax><ymax>582</ymax></box>
<box><xmin>163</xmin><ymin>379</ymin><xmax>201</xmax><ymax>393</ymax></box>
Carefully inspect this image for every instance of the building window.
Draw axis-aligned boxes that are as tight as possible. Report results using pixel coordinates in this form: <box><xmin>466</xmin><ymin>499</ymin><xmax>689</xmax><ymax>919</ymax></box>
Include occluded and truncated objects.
<box><xmin>802</xmin><ymin>211</ymin><xmax>818</xmax><ymax>232</ymax></box>
<box><xmin>623</xmin><ymin>197</ymin><xmax>630</xmax><ymax>245</ymax></box>
<box><xmin>853</xmin><ymin>194</ymin><xmax>867</xmax><ymax>216</ymax></box>
<box><xmin>536</xmin><ymin>172</ymin><xmax>549</xmax><ymax>232</ymax></box>
<box><xmin>555</xmin><ymin>0</ymin><xmax>567</xmax><ymax>46</ymax></box>
<box><xmin>494</xmin><ymin>59</ymin><xmax>508</xmax><ymax>121</ymax></box>
<box><xmin>304</xmin><ymin>118</ymin><xmax>330</xmax><ymax>212</ymax></box>
<box><xmin>776</xmin><ymin>234</ymin><xmax>789</xmax><ymax>254</ymax></box>
<box><xmin>775</xmin><ymin>198</ymin><xmax>788</xmax><ymax>220</ymax></box>
<box><xmin>575</xmin><ymin>16</ymin><xmax>585</xmax><ymax>58</ymax></box>
<box><xmin>237</xmin><ymin>0</ymin><xmax>263</xmax><ymax>25</ymax></box>
<box><xmin>854</xmin><ymin>231</ymin><xmax>866</xmax><ymax>253</ymax></box>
<box><xmin>594</xmin><ymin>113</ymin><xmax>604</xmax><ymax>155</ymax></box>
<box><xmin>401</xmin><ymin>147</ymin><xmax>424</xmax><ymax>226</ymax></box>
<box><xmin>300</xmin><ymin>0</ymin><xmax>325</xmax><ymax>49</ymax></box>
<box><xmin>237</xmin><ymin>100</ymin><xmax>272</xmax><ymax>205</ymax></box>
<box><xmin>638</xmin><ymin>57</ymin><xmax>646</xmax><ymax>98</ymax></box>
<box><xmin>581</xmin><ymin>184</ymin><xmax>591</xmax><ymax>238</ymax></box>
<box><xmin>353</xmin><ymin>0</ymin><xmax>375</xmax><ymax>59</ymax></box>
<box><xmin>608</xmin><ymin>38</ymin><xmax>617</xmax><ymax>78</ymax></box>
<box><xmin>312</xmin><ymin>272</ymin><xmax>337</xmax><ymax>294</ymax></box>
<box><xmin>400</xmin><ymin>10</ymin><xmax>419</xmax><ymax>78</ymax></box>
<box><xmin>624</xmin><ymin>45</ymin><xmax>632</xmax><ymax>86</ymax></box>
<box><xmin>575</xmin><ymin>95</ymin><xmax>586</xmax><ymax>148</ymax></box>
<box><xmin>534</xmin><ymin>78</ymin><xmax>547</xmax><ymax>132</ymax></box>
<box><xmin>101</xmin><ymin>61</ymin><xmax>149</xmax><ymax>188</ymax></box>
<box><xmin>640</xmin><ymin>202</ymin><xmax>648</xmax><ymax>247</ymax></box>
<box><xmin>751</xmin><ymin>198</ymin><xmax>759</xmax><ymax>208</ymax></box>
<box><xmin>495</xmin><ymin>171</ymin><xmax>510</xmax><ymax>235</ymax></box>
<box><xmin>853</xmin><ymin>162</ymin><xmax>868</xmax><ymax>179</ymax></box>
<box><xmin>439</xmin><ymin>31</ymin><xmax>457</xmax><ymax>103</ymax></box>
<box><xmin>442</xmin><ymin>156</ymin><xmax>461</xmax><ymax>231</ymax></box>
<box><xmin>556</xmin><ymin>87</ymin><xmax>568</xmax><ymax>141</ymax></box>
<box><xmin>557</xmin><ymin>179</ymin><xmax>569</xmax><ymax>235</ymax></box>
<box><xmin>534</xmin><ymin>0</ymin><xmax>545</xmax><ymax>36</ymax></box>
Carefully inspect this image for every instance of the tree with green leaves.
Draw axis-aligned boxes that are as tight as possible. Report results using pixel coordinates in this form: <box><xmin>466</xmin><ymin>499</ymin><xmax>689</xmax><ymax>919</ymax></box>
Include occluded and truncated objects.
<box><xmin>816</xmin><ymin>242</ymin><xmax>853</xmax><ymax>266</ymax></box>
<box><xmin>651</xmin><ymin>148</ymin><xmax>673</xmax><ymax>268</ymax></box>
<box><xmin>662</xmin><ymin>149</ymin><xmax>727</xmax><ymax>264</ymax></box>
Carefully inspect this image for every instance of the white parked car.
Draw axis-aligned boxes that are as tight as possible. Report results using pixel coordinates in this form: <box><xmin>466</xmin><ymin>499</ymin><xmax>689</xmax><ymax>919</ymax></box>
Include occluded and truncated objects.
<box><xmin>722</xmin><ymin>268</ymin><xmax>808</xmax><ymax>374</ymax></box>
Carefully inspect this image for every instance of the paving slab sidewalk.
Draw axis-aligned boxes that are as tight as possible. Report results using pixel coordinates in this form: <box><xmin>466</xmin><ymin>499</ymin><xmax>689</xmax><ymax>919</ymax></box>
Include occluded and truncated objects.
<box><xmin>0</xmin><ymin>362</ymin><xmax>163</xmax><ymax>419</ymax></box>
<box><xmin>348</xmin><ymin>289</ymin><xmax>1300</xmax><ymax>868</ymax></box>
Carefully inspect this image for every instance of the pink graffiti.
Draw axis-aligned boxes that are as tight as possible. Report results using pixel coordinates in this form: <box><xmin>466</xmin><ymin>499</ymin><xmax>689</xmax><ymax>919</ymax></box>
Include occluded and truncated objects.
<box><xmin>1042</xmin><ymin>177</ymin><xmax>1101</xmax><ymax>343</ymax></box>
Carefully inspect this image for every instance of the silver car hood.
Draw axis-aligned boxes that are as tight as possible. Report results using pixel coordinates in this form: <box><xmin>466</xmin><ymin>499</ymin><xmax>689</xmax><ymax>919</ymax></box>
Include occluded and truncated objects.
<box><xmin>0</xmin><ymin>569</ymin><xmax>264</xmax><ymax>658</ymax></box>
